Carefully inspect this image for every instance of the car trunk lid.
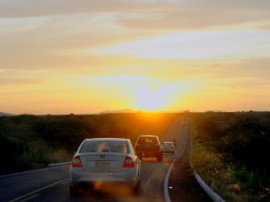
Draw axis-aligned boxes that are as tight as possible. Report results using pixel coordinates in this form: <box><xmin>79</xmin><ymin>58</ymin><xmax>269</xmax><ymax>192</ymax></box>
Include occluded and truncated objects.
<box><xmin>80</xmin><ymin>153</ymin><xmax>126</xmax><ymax>172</ymax></box>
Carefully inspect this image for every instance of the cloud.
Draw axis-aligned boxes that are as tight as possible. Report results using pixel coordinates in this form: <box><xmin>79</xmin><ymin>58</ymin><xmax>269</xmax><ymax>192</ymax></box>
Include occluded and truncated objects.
<box><xmin>0</xmin><ymin>0</ymin><xmax>117</xmax><ymax>18</ymax></box>
<box><xmin>208</xmin><ymin>58</ymin><xmax>270</xmax><ymax>82</ymax></box>
<box><xmin>0</xmin><ymin>0</ymin><xmax>166</xmax><ymax>18</ymax></box>
<box><xmin>1</xmin><ymin>0</ymin><xmax>270</xmax><ymax>32</ymax></box>
<box><xmin>92</xmin><ymin>30</ymin><xmax>270</xmax><ymax>59</ymax></box>
<box><xmin>116</xmin><ymin>2</ymin><xmax>270</xmax><ymax>31</ymax></box>
<box><xmin>1</xmin><ymin>1</ymin><xmax>270</xmax><ymax>72</ymax></box>
<box><xmin>0</xmin><ymin>69</ymin><xmax>45</xmax><ymax>85</ymax></box>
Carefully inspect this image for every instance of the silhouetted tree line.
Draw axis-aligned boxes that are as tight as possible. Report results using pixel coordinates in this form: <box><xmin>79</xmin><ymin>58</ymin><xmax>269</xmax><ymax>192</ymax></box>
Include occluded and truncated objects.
<box><xmin>0</xmin><ymin>112</ymin><xmax>178</xmax><ymax>175</ymax></box>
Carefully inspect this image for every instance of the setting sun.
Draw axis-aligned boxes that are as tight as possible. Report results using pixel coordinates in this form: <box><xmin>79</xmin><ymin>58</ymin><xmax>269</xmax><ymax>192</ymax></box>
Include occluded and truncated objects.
<box><xmin>133</xmin><ymin>86</ymin><xmax>169</xmax><ymax>111</ymax></box>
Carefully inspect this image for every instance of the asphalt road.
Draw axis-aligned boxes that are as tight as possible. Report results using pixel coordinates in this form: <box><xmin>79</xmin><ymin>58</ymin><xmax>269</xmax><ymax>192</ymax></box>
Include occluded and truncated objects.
<box><xmin>0</xmin><ymin>120</ymin><xmax>212</xmax><ymax>202</ymax></box>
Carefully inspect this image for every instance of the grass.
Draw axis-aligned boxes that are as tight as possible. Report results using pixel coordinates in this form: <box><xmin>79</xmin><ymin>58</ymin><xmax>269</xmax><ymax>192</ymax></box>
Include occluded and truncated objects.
<box><xmin>191</xmin><ymin>128</ymin><xmax>269</xmax><ymax>202</ymax></box>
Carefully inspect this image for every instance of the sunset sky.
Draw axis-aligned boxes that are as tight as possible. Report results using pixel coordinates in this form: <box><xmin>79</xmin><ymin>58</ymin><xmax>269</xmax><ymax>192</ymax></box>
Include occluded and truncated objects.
<box><xmin>1</xmin><ymin>0</ymin><xmax>270</xmax><ymax>114</ymax></box>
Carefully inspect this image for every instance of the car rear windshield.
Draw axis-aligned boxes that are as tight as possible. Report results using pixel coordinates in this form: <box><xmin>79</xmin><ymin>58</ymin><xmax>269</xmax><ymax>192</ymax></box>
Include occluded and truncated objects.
<box><xmin>163</xmin><ymin>143</ymin><xmax>173</xmax><ymax>147</ymax></box>
<box><xmin>138</xmin><ymin>136</ymin><xmax>158</xmax><ymax>144</ymax></box>
<box><xmin>80</xmin><ymin>141</ymin><xmax>129</xmax><ymax>153</ymax></box>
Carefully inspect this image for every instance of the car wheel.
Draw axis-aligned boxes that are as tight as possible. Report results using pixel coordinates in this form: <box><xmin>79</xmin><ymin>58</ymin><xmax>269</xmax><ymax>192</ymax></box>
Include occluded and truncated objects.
<box><xmin>70</xmin><ymin>184</ymin><xmax>79</xmax><ymax>196</ymax></box>
<box><xmin>157</xmin><ymin>155</ymin><xmax>163</xmax><ymax>162</ymax></box>
<box><xmin>133</xmin><ymin>178</ymin><xmax>141</xmax><ymax>195</ymax></box>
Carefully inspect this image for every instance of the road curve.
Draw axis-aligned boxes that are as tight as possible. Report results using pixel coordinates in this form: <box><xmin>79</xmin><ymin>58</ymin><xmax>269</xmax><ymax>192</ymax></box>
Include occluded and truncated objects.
<box><xmin>0</xmin><ymin>120</ymin><xmax>208</xmax><ymax>202</ymax></box>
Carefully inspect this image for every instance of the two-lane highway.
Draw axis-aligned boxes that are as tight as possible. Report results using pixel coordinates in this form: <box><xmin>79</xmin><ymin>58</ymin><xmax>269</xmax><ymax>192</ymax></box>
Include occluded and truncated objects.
<box><xmin>0</xmin><ymin>165</ymin><xmax>70</xmax><ymax>202</ymax></box>
<box><xmin>0</xmin><ymin>120</ymin><xmax>190</xmax><ymax>202</ymax></box>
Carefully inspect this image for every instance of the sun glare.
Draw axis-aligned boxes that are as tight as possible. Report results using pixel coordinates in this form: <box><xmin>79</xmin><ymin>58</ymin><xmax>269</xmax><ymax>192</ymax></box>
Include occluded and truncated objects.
<box><xmin>133</xmin><ymin>86</ymin><xmax>171</xmax><ymax>111</ymax></box>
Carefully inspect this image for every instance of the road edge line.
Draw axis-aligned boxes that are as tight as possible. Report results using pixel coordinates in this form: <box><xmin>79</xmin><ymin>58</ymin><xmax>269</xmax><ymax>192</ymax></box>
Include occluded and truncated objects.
<box><xmin>192</xmin><ymin>166</ymin><xmax>225</xmax><ymax>202</ymax></box>
<box><xmin>164</xmin><ymin>125</ymin><xmax>189</xmax><ymax>202</ymax></box>
<box><xmin>190</xmin><ymin>133</ymin><xmax>225</xmax><ymax>202</ymax></box>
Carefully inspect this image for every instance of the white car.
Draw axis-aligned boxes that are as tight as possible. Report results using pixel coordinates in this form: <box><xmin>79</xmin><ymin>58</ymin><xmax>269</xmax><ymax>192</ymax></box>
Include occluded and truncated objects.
<box><xmin>69</xmin><ymin>138</ymin><xmax>141</xmax><ymax>195</ymax></box>
<box><xmin>162</xmin><ymin>141</ymin><xmax>175</xmax><ymax>155</ymax></box>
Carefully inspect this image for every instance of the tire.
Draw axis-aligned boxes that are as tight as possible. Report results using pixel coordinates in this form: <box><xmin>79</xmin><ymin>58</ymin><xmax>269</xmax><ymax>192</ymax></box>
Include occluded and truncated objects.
<box><xmin>133</xmin><ymin>178</ymin><xmax>141</xmax><ymax>195</ymax></box>
<box><xmin>157</xmin><ymin>154</ymin><xmax>163</xmax><ymax>162</ymax></box>
<box><xmin>69</xmin><ymin>184</ymin><xmax>79</xmax><ymax>196</ymax></box>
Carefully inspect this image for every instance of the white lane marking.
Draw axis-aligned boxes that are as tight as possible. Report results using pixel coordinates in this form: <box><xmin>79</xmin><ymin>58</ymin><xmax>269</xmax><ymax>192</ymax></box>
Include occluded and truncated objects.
<box><xmin>164</xmin><ymin>126</ymin><xmax>189</xmax><ymax>202</ymax></box>
<box><xmin>9</xmin><ymin>178</ymin><xmax>69</xmax><ymax>202</ymax></box>
<box><xmin>19</xmin><ymin>194</ymin><xmax>39</xmax><ymax>202</ymax></box>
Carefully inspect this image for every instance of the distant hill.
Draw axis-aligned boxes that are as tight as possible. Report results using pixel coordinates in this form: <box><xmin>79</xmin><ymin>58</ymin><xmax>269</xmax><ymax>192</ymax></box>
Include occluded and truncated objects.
<box><xmin>100</xmin><ymin>109</ymin><xmax>134</xmax><ymax>114</ymax></box>
<box><xmin>0</xmin><ymin>112</ymin><xmax>15</xmax><ymax>116</ymax></box>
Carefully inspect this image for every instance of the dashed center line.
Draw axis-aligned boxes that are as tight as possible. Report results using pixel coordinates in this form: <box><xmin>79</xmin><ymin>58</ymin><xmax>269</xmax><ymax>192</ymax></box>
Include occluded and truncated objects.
<box><xmin>19</xmin><ymin>194</ymin><xmax>39</xmax><ymax>202</ymax></box>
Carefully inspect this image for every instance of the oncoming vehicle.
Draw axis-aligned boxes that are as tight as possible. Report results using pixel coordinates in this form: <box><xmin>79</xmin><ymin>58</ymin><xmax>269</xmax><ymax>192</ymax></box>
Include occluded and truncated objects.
<box><xmin>69</xmin><ymin>138</ymin><xmax>141</xmax><ymax>195</ymax></box>
<box><xmin>134</xmin><ymin>135</ymin><xmax>163</xmax><ymax>162</ymax></box>
<box><xmin>161</xmin><ymin>141</ymin><xmax>175</xmax><ymax>155</ymax></box>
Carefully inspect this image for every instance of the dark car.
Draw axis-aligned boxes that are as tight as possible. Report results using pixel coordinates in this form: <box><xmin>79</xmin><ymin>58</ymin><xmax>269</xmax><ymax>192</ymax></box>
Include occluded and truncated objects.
<box><xmin>134</xmin><ymin>135</ymin><xmax>163</xmax><ymax>162</ymax></box>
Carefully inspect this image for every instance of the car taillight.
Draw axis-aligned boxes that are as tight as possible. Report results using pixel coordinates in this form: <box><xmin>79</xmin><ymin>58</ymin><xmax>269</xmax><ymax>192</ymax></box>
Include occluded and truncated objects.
<box><xmin>123</xmin><ymin>156</ymin><xmax>135</xmax><ymax>168</ymax></box>
<box><xmin>71</xmin><ymin>156</ymin><xmax>82</xmax><ymax>168</ymax></box>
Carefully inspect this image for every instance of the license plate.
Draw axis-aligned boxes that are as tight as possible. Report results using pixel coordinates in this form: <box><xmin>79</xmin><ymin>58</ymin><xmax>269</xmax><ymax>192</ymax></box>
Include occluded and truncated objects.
<box><xmin>95</xmin><ymin>161</ymin><xmax>110</xmax><ymax>167</ymax></box>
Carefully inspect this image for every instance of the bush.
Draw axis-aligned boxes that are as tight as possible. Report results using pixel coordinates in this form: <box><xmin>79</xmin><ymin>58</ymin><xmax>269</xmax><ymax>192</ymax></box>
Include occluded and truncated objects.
<box><xmin>0</xmin><ymin>112</ymin><xmax>178</xmax><ymax>175</ymax></box>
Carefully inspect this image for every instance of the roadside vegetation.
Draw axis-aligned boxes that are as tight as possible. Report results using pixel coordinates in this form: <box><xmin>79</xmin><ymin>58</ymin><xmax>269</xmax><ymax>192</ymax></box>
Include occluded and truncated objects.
<box><xmin>0</xmin><ymin>112</ymin><xmax>178</xmax><ymax>175</ymax></box>
<box><xmin>0</xmin><ymin>111</ymin><xmax>269</xmax><ymax>201</ymax></box>
<box><xmin>190</xmin><ymin>111</ymin><xmax>270</xmax><ymax>202</ymax></box>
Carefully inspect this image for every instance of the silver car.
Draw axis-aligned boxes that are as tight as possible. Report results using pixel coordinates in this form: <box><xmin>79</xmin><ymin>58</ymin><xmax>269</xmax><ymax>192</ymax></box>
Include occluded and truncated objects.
<box><xmin>162</xmin><ymin>141</ymin><xmax>175</xmax><ymax>155</ymax></box>
<box><xmin>69</xmin><ymin>138</ymin><xmax>141</xmax><ymax>195</ymax></box>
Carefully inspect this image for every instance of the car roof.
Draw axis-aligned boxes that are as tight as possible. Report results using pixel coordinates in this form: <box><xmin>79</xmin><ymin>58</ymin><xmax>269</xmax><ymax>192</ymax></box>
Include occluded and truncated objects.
<box><xmin>84</xmin><ymin>138</ymin><xmax>130</xmax><ymax>142</ymax></box>
<box><xmin>139</xmin><ymin>135</ymin><xmax>157</xmax><ymax>137</ymax></box>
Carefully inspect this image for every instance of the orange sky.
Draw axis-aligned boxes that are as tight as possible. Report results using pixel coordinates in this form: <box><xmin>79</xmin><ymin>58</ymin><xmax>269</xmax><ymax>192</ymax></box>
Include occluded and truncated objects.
<box><xmin>1</xmin><ymin>1</ymin><xmax>270</xmax><ymax>114</ymax></box>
